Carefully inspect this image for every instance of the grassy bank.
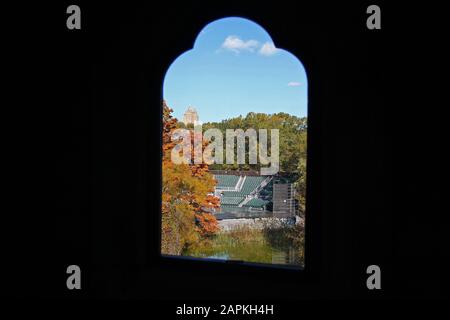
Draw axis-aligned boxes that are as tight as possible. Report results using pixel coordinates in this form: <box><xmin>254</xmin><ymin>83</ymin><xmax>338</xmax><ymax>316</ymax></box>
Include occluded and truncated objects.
<box><xmin>184</xmin><ymin>221</ymin><xmax>305</xmax><ymax>266</ymax></box>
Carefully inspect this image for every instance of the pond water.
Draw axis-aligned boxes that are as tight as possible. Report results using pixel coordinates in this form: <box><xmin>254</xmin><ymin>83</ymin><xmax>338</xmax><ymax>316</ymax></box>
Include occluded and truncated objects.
<box><xmin>184</xmin><ymin>235</ymin><xmax>302</xmax><ymax>267</ymax></box>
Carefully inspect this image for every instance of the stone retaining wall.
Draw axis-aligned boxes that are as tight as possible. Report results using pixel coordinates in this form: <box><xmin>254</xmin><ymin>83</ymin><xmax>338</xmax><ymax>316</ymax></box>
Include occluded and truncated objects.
<box><xmin>218</xmin><ymin>216</ymin><xmax>303</xmax><ymax>232</ymax></box>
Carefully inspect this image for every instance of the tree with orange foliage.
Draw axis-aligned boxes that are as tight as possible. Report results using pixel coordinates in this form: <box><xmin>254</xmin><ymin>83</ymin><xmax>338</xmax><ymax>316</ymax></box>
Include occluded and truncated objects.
<box><xmin>161</xmin><ymin>101</ymin><xmax>220</xmax><ymax>255</ymax></box>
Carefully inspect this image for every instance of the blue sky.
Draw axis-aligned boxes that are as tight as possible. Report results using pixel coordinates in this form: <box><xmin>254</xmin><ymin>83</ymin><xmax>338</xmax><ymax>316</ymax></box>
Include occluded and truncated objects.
<box><xmin>163</xmin><ymin>17</ymin><xmax>308</xmax><ymax>123</ymax></box>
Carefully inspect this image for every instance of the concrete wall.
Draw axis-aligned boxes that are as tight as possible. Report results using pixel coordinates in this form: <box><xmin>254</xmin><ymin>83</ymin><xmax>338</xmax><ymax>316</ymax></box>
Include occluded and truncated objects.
<box><xmin>218</xmin><ymin>216</ymin><xmax>303</xmax><ymax>232</ymax></box>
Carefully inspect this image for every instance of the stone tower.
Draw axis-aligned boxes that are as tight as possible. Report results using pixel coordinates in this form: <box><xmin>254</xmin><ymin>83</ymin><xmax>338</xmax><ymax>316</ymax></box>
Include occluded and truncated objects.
<box><xmin>182</xmin><ymin>106</ymin><xmax>199</xmax><ymax>125</ymax></box>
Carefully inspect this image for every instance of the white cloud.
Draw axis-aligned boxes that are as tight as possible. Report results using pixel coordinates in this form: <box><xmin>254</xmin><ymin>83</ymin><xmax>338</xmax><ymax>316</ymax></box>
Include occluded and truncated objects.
<box><xmin>287</xmin><ymin>81</ymin><xmax>302</xmax><ymax>87</ymax></box>
<box><xmin>221</xmin><ymin>36</ymin><xmax>259</xmax><ymax>53</ymax></box>
<box><xmin>259</xmin><ymin>42</ymin><xmax>278</xmax><ymax>56</ymax></box>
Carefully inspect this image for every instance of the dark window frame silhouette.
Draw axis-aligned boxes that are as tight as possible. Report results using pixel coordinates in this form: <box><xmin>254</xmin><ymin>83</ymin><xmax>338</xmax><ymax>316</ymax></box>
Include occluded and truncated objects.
<box><xmin>157</xmin><ymin>16</ymin><xmax>315</xmax><ymax>274</ymax></box>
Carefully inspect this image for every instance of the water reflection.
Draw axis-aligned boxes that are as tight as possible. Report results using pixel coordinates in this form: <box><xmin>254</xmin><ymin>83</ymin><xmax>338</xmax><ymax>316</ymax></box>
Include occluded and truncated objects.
<box><xmin>204</xmin><ymin>246</ymin><xmax>300</xmax><ymax>265</ymax></box>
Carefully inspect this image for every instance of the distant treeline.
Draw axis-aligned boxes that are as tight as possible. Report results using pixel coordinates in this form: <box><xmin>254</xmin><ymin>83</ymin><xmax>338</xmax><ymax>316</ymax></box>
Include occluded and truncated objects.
<box><xmin>179</xmin><ymin>112</ymin><xmax>307</xmax><ymax>173</ymax></box>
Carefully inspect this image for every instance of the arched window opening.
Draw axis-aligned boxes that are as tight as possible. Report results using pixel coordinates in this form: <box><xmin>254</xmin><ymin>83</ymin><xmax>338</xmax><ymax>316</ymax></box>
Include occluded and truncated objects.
<box><xmin>161</xmin><ymin>17</ymin><xmax>308</xmax><ymax>268</ymax></box>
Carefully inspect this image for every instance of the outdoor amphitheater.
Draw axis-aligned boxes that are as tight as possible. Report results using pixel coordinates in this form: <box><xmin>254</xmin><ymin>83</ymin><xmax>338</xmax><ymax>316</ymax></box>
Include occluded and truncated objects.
<box><xmin>212</xmin><ymin>172</ymin><xmax>297</xmax><ymax>220</ymax></box>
